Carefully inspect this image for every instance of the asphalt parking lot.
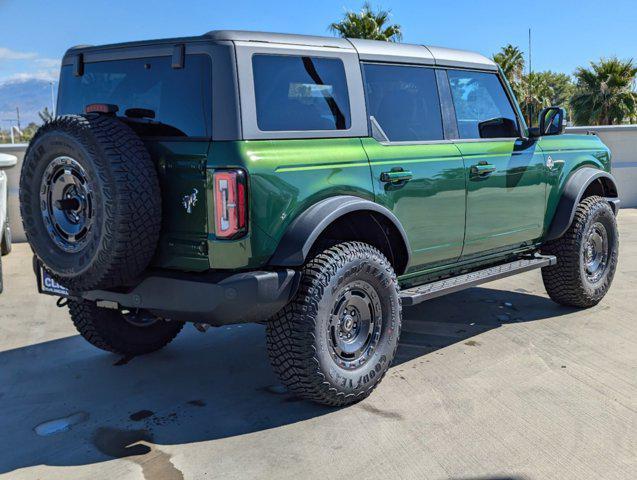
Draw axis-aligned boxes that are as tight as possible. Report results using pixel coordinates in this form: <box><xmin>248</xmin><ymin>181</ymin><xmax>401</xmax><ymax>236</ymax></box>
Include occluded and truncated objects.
<box><xmin>0</xmin><ymin>211</ymin><xmax>635</xmax><ymax>480</ymax></box>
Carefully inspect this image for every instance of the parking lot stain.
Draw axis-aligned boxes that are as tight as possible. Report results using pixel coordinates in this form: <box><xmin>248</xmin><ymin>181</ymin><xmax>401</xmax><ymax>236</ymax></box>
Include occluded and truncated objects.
<box><xmin>130</xmin><ymin>410</ymin><xmax>155</xmax><ymax>421</ymax></box>
<box><xmin>151</xmin><ymin>412</ymin><xmax>178</xmax><ymax>426</ymax></box>
<box><xmin>92</xmin><ymin>427</ymin><xmax>183</xmax><ymax>480</ymax></box>
<box><xmin>34</xmin><ymin>411</ymin><xmax>89</xmax><ymax>436</ymax></box>
<box><xmin>113</xmin><ymin>355</ymin><xmax>135</xmax><ymax>366</ymax></box>
<box><xmin>260</xmin><ymin>384</ymin><xmax>287</xmax><ymax>395</ymax></box>
<box><xmin>359</xmin><ymin>403</ymin><xmax>403</xmax><ymax>420</ymax></box>
<box><xmin>464</xmin><ymin>340</ymin><xmax>481</xmax><ymax>347</ymax></box>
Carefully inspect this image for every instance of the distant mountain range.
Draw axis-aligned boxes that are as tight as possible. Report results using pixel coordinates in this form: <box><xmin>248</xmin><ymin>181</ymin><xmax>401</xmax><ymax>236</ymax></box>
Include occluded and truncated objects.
<box><xmin>0</xmin><ymin>78</ymin><xmax>57</xmax><ymax>129</ymax></box>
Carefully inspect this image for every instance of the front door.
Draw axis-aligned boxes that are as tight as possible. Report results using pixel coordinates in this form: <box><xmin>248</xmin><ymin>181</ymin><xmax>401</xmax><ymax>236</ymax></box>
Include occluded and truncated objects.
<box><xmin>361</xmin><ymin>63</ymin><xmax>466</xmax><ymax>273</ymax></box>
<box><xmin>446</xmin><ymin>69</ymin><xmax>546</xmax><ymax>257</ymax></box>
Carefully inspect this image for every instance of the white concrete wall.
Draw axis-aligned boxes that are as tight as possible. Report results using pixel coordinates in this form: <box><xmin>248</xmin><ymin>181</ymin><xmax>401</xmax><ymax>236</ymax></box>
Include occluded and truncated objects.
<box><xmin>1</xmin><ymin>126</ymin><xmax>635</xmax><ymax>243</ymax></box>
<box><xmin>566</xmin><ymin>125</ymin><xmax>637</xmax><ymax>208</ymax></box>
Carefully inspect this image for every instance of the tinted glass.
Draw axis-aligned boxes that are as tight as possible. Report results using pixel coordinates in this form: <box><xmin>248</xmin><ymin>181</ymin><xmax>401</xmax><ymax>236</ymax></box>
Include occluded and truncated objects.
<box><xmin>362</xmin><ymin>63</ymin><xmax>443</xmax><ymax>142</ymax></box>
<box><xmin>447</xmin><ymin>70</ymin><xmax>519</xmax><ymax>139</ymax></box>
<box><xmin>252</xmin><ymin>55</ymin><xmax>351</xmax><ymax>131</ymax></box>
<box><xmin>57</xmin><ymin>55</ymin><xmax>212</xmax><ymax>137</ymax></box>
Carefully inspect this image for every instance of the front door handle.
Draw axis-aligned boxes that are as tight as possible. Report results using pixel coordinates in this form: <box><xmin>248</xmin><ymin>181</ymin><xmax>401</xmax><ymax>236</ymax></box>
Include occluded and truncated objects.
<box><xmin>380</xmin><ymin>169</ymin><xmax>413</xmax><ymax>183</ymax></box>
<box><xmin>471</xmin><ymin>163</ymin><xmax>496</xmax><ymax>176</ymax></box>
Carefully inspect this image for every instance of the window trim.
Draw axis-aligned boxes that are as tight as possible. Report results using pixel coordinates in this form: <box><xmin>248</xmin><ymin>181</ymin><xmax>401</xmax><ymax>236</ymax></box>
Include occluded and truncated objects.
<box><xmin>235</xmin><ymin>42</ymin><xmax>368</xmax><ymax>140</ymax></box>
<box><xmin>360</xmin><ymin>61</ymin><xmax>449</xmax><ymax>146</ymax></box>
<box><xmin>444</xmin><ymin>68</ymin><xmax>524</xmax><ymax>142</ymax></box>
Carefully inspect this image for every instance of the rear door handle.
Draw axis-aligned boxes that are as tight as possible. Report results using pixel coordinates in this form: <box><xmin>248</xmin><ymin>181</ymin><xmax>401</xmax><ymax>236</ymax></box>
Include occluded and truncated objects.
<box><xmin>471</xmin><ymin>163</ymin><xmax>496</xmax><ymax>176</ymax></box>
<box><xmin>380</xmin><ymin>170</ymin><xmax>413</xmax><ymax>183</ymax></box>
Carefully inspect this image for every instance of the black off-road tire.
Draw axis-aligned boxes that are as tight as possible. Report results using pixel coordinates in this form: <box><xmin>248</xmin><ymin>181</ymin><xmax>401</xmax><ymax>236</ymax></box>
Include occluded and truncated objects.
<box><xmin>266</xmin><ymin>242</ymin><xmax>402</xmax><ymax>406</ymax></box>
<box><xmin>542</xmin><ymin>195</ymin><xmax>618</xmax><ymax>308</ymax></box>
<box><xmin>20</xmin><ymin>114</ymin><xmax>161</xmax><ymax>291</ymax></box>
<box><xmin>68</xmin><ymin>300</ymin><xmax>184</xmax><ymax>356</ymax></box>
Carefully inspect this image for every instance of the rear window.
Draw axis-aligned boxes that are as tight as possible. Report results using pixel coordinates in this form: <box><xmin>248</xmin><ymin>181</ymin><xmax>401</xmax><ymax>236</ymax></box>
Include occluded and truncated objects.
<box><xmin>57</xmin><ymin>55</ymin><xmax>212</xmax><ymax>138</ymax></box>
<box><xmin>252</xmin><ymin>54</ymin><xmax>351</xmax><ymax>131</ymax></box>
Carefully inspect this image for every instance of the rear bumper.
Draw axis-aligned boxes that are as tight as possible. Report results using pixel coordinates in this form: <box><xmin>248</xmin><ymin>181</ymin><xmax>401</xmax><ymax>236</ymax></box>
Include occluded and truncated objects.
<box><xmin>36</xmin><ymin>261</ymin><xmax>300</xmax><ymax>326</ymax></box>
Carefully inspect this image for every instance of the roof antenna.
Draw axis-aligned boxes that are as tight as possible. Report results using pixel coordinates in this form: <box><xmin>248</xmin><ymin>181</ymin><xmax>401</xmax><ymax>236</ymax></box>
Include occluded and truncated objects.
<box><xmin>528</xmin><ymin>28</ymin><xmax>532</xmax><ymax>75</ymax></box>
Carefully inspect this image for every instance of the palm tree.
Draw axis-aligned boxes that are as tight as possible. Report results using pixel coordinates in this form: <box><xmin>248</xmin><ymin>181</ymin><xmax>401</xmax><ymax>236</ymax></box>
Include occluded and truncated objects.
<box><xmin>38</xmin><ymin>107</ymin><xmax>54</xmax><ymax>123</ymax></box>
<box><xmin>571</xmin><ymin>57</ymin><xmax>637</xmax><ymax>125</ymax></box>
<box><xmin>329</xmin><ymin>2</ymin><xmax>402</xmax><ymax>42</ymax></box>
<box><xmin>521</xmin><ymin>72</ymin><xmax>555</xmax><ymax>126</ymax></box>
<box><xmin>493</xmin><ymin>44</ymin><xmax>525</xmax><ymax>86</ymax></box>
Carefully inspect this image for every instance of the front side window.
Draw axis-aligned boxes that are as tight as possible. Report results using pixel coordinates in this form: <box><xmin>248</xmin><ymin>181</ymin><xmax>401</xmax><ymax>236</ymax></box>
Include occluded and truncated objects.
<box><xmin>57</xmin><ymin>55</ymin><xmax>212</xmax><ymax>137</ymax></box>
<box><xmin>447</xmin><ymin>70</ymin><xmax>519</xmax><ymax>139</ymax></box>
<box><xmin>252</xmin><ymin>54</ymin><xmax>351</xmax><ymax>131</ymax></box>
<box><xmin>362</xmin><ymin>63</ymin><xmax>444</xmax><ymax>142</ymax></box>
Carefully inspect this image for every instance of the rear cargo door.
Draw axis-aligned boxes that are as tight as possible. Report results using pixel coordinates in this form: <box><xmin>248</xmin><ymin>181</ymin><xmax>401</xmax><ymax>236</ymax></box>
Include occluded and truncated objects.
<box><xmin>57</xmin><ymin>52</ymin><xmax>213</xmax><ymax>271</ymax></box>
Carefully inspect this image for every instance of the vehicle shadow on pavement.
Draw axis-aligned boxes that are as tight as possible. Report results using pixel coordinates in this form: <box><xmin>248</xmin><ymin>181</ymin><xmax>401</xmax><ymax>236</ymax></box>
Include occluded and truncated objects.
<box><xmin>0</xmin><ymin>286</ymin><xmax>575</xmax><ymax>475</ymax></box>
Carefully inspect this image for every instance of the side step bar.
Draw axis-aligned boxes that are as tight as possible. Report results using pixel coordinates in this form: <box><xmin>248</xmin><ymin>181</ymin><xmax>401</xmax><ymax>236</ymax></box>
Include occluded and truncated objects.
<box><xmin>400</xmin><ymin>254</ymin><xmax>557</xmax><ymax>307</ymax></box>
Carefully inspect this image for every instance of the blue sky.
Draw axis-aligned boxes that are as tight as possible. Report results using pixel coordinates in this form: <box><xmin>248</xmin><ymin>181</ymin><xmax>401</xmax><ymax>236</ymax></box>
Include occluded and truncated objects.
<box><xmin>1</xmin><ymin>0</ymin><xmax>636</xmax><ymax>83</ymax></box>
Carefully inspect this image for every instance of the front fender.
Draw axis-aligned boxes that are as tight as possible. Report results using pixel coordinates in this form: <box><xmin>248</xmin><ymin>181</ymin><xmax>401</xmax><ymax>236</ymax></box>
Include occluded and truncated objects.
<box><xmin>268</xmin><ymin>195</ymin><xmax>411</xmax><ymax>268</ymax></box>
<box><xmin>546</xmin><ymin>167</ymin><xmax>619</xmax><ymax>241</ymax></box>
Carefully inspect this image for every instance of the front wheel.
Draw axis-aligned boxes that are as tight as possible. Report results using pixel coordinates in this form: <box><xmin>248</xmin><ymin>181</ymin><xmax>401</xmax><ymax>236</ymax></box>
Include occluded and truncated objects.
<box><xmin>266</xmin><ymin>242</ymin><xmax>402</xmax><ymax>406</ymax></box>
<box><xmin>542</xmin><ymin>195</ymin><xmax>619</xmax><ymax>308</ymax></box>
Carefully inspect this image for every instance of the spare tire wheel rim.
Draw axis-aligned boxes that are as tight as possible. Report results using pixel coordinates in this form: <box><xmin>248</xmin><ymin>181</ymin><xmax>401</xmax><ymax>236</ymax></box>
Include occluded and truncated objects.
<box><xmin>40</xmin><ymin>156</ymin><xmax>94</xmax><ymax>253</ymax></box>
<box><xmin>327</xmin><ymin>280</ymin><xmax>383</xmax><ymax>370</ymax></box>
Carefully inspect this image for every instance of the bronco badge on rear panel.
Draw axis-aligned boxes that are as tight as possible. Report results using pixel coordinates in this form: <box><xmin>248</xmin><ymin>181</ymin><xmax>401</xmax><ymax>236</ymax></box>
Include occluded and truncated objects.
<box><xmin>182</xmin><ymin>188</ymin><xmax>198</xmax><ymax>214</ymax></box>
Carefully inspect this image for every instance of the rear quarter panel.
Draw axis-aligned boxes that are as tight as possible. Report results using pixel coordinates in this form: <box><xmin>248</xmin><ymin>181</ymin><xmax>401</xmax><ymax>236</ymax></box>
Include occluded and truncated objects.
<box><xmin>206</xmin><ymin>138</ymin><xmax>373</xmax><ymax>269</ymax></box>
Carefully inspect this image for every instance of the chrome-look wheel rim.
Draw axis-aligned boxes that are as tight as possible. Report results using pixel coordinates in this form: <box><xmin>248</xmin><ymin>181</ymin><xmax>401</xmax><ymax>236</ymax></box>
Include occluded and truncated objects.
<box><xmin>584</xmin><ymin>222</ymin><xmax>609</xmax><ymax>283</ymax></box>
<box><xmin>327</xmin><ymin>280</ymin><xmax>382</xmax><ymax>370</ymax></box>
<box><xmin>40</xmin><ymin>156</ymin><xmax>94</xmax><ymax>252</ymax></box>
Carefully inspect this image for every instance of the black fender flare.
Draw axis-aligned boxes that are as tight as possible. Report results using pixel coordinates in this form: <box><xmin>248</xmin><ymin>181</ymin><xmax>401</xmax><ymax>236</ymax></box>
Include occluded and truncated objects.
<box><xmin>546</xmin><ymin>167</ymin><xmax>620</xmax><ymax>241</ymax></box>
<box><xmin>268</xmin><ymin>195</ymin><xmax>411</xmax><ymax>270</ymax></box>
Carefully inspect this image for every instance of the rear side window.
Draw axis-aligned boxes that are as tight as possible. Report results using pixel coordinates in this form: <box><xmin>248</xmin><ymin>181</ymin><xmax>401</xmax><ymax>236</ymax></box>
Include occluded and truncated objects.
<box><xmin>252</xmin><ymin>54</ymin><xmax>351</xmax><ymax>131</ymax></box>
<box><xmin>57</xmin><ymin>55</ymin><xmax>212</xmax><ymax>137</ymax></box>
<box><xmin>447</xmin><ymin>70</ymin><xmax>519</xmax><ymax>139</ymax></box>
<box><xmin>362</xmin><ymin>63</ymin><xmax>444</xmax><ymax>142</ymax></box>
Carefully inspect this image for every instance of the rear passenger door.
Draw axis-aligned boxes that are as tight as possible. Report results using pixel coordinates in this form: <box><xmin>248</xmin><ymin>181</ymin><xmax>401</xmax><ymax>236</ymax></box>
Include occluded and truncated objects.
<box><xmin>361</xmin><ymin>63</ymin><xmax>466</xmax><ymax>273</ymax></box>
<box><xmin>446</xmin><ymin>69</ymin><xmax>546</xmax><ymax>258</ymax></box>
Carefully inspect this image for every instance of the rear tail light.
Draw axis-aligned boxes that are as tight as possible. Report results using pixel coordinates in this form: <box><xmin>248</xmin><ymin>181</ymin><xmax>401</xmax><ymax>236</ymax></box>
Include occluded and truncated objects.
<box><xmin>213</xmin><ymin>169</ymin><xmax>247</xmax><ymax>239</ymax></box>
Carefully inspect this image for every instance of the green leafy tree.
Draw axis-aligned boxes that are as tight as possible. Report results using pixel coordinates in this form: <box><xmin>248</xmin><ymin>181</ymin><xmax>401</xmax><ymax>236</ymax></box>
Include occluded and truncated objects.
<box><xmin>329</xmin><ymin>2</ymin><xmax>402</xmax><ymax>42</ymax></box>
<box><xmin>571</xmin><ymin>57</ymin><xmax>637</xmax><ymax>125</ymax></box>
<box><xmin>521</xmin><ymin>72</ymin><xmax>555</xmax><ymax>126</ymax></box>
<box><xmin>542</xmin><ymin>71</ymin><xmax>576</xmax><ymax>107</ymax></box>
<box><xmin>493</xmin><ymin>44</ymin><xmax>525</xmax><ymax>87</ymax></box>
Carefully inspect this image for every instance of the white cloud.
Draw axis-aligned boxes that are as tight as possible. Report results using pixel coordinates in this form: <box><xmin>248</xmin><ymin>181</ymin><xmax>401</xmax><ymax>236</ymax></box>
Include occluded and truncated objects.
<box><xmin>0</xmin><ymin>70</ymin><xmax>59</xmax><ymax>85</ymax></box>
<box><xmin>35</xmin><ymin>58</ymin><xmax>61</xmax><ymax>69</ymax></box>
<box><xmin>0</xmin><ymin>47</ymin><xmax>37</xmax><ymax>60</ymax></box>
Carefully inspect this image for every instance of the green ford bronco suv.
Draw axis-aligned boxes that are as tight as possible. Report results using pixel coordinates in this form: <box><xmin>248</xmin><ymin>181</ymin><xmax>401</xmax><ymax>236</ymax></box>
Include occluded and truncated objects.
<box><xmin>20</xmin><ymin>31</ymin><xmax>620</xmax><ymax>406</ymax></box>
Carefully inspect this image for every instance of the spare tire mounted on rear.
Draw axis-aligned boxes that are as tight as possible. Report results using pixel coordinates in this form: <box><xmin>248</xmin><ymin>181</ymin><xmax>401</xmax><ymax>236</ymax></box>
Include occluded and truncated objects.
<box><xmin>20</xmin><ymin>114</ymin><xmax>161</xmax><ymax>291</ymax></box>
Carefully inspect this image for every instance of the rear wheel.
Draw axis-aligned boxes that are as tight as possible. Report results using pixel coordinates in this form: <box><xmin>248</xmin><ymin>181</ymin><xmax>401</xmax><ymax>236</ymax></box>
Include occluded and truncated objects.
<box><xmin>68</xmin><ymin>300</ymin><xmax>184</xmax><ymax>356</ymax></box>
<box><xmin>542</xmin><ymin>195</ymin><xmax>618</xmax><ymax>308</ymax></box>
<box><xmin>266</xmin><ymin>242</ymin><xmax>401</xmax><ymax>406</ymax></box>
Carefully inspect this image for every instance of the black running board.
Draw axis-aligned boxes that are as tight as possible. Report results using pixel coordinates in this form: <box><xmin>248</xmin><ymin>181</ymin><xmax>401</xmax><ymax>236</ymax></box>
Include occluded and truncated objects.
<box><xmin>400</xmin><ymin>254</ymin><xmax>557</xmax><ymax>307</ymax></box>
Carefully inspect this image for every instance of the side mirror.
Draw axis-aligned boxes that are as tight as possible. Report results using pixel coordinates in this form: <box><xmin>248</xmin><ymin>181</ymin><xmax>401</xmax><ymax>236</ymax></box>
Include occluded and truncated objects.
<box><xmin>537</xmin><ymin>107</ymin><xmax>566</xmax><ymax>136</ymax></box>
